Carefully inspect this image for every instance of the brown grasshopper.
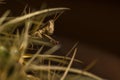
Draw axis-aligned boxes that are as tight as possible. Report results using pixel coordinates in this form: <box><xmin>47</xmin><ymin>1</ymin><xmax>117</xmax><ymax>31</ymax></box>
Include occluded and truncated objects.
<box><xmin>32</xmin><ymin>12</ymin><xmax>63</xmax><ymax>44</ymax></box>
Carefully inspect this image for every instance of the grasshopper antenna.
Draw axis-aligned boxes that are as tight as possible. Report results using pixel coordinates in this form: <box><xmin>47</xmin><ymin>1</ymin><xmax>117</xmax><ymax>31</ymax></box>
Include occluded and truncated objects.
<box><xmin>53</xmin><ymin>11</ymin><xmax>64</xmax><ymax>22</ymax></box>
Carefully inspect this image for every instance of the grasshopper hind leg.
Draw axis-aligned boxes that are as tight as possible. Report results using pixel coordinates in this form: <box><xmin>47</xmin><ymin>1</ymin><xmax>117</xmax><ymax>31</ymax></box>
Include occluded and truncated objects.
<box><xmin>43</xmin><ymin>34</ymin><xmax>59</xmax><ymax>45</ymax></box>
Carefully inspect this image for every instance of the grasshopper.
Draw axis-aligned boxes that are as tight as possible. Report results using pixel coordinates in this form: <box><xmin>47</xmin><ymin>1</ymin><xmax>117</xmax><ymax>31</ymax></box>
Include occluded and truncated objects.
<box><xmin>32</xmin><ymin>12</ymin><xmax>63</xmax><ymax>44</ymax></box>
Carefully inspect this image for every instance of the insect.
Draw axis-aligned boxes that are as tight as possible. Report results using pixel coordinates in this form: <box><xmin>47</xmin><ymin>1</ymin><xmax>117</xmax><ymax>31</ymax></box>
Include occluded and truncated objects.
<box><xmin>32</xmin><ymin>12</ymin><xmax>63</xmax><ymax>44</ymax></box>
<box><xmin>33</xmin><ymin>19</ymin><xmax>55</xmax><ymax>38</ymax></box>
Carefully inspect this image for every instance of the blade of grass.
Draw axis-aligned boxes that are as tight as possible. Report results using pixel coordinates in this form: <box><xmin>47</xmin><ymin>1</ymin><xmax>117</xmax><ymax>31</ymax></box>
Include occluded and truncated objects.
<box><xmin>19</xmin><ymin>20</ymin><xmax>31</xmax><ymax>64</ymax></box>
<box><xmin>28</xmin><ymin>65</ymin><xmax>103</xmax><ymax>80</ymax></box>
<box><xmin>0</xmin><ymin>7</ymin><xmax>69</xmax><ymax>32</ymax></box>
<box><xmin>24</xmin><ymin>45</ymin><xmax>44</xmax><ymax>69</ymax></box>
<box><xmin>60</xmin><ymin>48</ymin><xmax>77</xmax><ymax>80</ymax></box>
<box><xmin>66</xmin><ymin>41</ymin><xmax>79</xmax><ymax>56</ymax></box>
<box><xmin>23</xmin><ymin>54</ymin><xmax>82</xmax><ymax>63</ymax></box>
<box><xmin>0</xmin><ymin>10</ymin><xmax>10</xmax><ymax>25</ymax></box>
<box><xmin>44</xmin><ymin>45</ymin><xmax>60</xmax><ymax>55</ymax></box>
<box><xmin>83</xmin><ymin>59</ymin><xmax>97</xmax><ymax>71</ymax></box>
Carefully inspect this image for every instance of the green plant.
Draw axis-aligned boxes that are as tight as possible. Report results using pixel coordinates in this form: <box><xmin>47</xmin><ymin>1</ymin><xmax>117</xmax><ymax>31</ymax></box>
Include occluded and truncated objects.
<box><xmin>0</xmin><ymin>4</ymin><xmax>103</xmax><ymax>80</ymax></box>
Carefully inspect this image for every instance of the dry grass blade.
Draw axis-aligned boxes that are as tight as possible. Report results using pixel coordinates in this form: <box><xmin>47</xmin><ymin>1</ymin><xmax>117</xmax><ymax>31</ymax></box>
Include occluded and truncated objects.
<box><xmin>23</xmin><ymin>54</ymin><xmax>82</xmax><ymax>65</ymax></box>
<box><xmin>39</xmin><ymin>55</ymin><xmax>82</xmax><ymax>63</ymax></box>
<box><xmin>0</xmin><ymin>7</ymin><xmax>70</xmax><ymax>32</ymax></box>
<box><xmin>83</xmin><ymin>59</ymin><xmax>97</xmax><ymax>71</ymax></box>
<box><xmin>29</xmin><ymin>38</ymin><xmax>54</xmax><ymax>47</ymax></box>
<box><xmin>0</xmin><ymin>11</ymin><xmax>10</xmax><ymax>25</ymax></box>
<box><xmin>24</xmin><ymin>45</ymin><xmax>44</xmax><ymax>69</ymax></box>
<box><xmin>60</xmin><ymin>48</ymin><xmax>77</xmax><ymax>80</ymax></box>
<box><xmin>66</xmin><ymin>41</ymin><xmax>79</xmax><ymax>56</ymax></box>
<box><xmin>28</xmin><ymin>65</ymin><xmax>103</xmax><ymax>80</ymax></box>
<box><xmin>19</xmin><ymin>21</ymin><xmax>31</xmax><ymax>64</ymax></box>
<box><xmin>19</xmin><ymin>21</ymin><xmax>30</xmax><ymax>51</ymax></box>
<box><xmin>44</xmin><ymin>45</ymin><xmax>60</xmax><ymax>55</ymax></box>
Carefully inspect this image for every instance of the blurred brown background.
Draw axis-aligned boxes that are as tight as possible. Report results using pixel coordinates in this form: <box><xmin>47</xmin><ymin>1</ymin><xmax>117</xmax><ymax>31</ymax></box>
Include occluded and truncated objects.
<box><xmin>0</xmin><ymin>0</ymin><xmax>120</xmax><ymax>80</ymax></box>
